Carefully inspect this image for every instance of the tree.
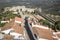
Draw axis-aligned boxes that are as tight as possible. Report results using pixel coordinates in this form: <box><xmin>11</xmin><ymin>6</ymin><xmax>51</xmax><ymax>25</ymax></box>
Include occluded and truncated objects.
<box><xmin>0</xmin><ymin>8</ymin><xmax>4</xmax><ymax>13</ymax></box>
<box><xmin>55</xmin><ymin>21</ymin><xmax>60</xmax><ymax>31</ymax></box>
<box><xmin>38</xmin><ymin>19</ymin><xmax>50</xmax><ymax>27</ymax></box>
<box><xmin>0</xmin><ymin>23</ymin><xmax>5</xmax><ymax>27</ymax></box>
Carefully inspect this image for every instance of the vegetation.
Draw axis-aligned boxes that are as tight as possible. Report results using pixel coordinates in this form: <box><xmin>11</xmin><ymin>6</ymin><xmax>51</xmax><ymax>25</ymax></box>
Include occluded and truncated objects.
<box><xmin>38</xmin><ymin>19</ymin><xmax>60</xmax><ymax>31</ymax></box>
<box><xmin>0</xmin><ymin>8</ymin><xmax>22</xmax><ymax>27</ymax></box>
<box><xmin>0</xmin><ymin>9</ymin><xmax>21</xmax><ymax>20</ymax></box>
<box><xmin>0</xmin><ymin>23</ymin><xmax>5</xmax><ymax>27</ymax></box>
<box><xmin>38</xmin><ymin>19</ymin><xmax>51</xmax><ymax>27</ymax></box>
<box><xmin>55</xmin><ymin>21</ymin><xmax>60</xmax><ymax>31</ymax></box>
<box><xmin>43</xmin><ymin>9</ymin><xmax>60</xmax><ymax>15</ymax></box>
<box><xmin>0</xmin><ymin>16</ymin><xmax>2</xmax><ymax>19</ymax></box>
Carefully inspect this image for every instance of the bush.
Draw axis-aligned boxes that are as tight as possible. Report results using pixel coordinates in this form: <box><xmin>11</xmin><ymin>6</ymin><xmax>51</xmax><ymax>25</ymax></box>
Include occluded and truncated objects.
<box><xmin>0</xmin><ymin>23</ymin><xmax>5</xmax><ymax>27</ymax></box>
<box><xmin>55</xmin><ymin>21</ymin><xmax>60</xmax><ymax>31</ymax></box>
<box><xmin>0</xmin><ymin>16</ymin><xmax>2</xmax><ymax>19</ymax></box>
<box><xmin>38</xmin><ymin>19</ymin><xmax>50</xmax><ymax>27</ymax></box>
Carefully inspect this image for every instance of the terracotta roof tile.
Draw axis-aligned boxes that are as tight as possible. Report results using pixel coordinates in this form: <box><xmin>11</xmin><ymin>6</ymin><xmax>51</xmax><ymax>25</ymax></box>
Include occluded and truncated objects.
<box><xmin>33</xmin><ymin>27</ymin><xmax>54</xmax><ymax>40</ymax></box>
<box><xmin>1</xmin><ymin>17</ymin><xmax>55</xmax><ymax>40</ymax></box>
<box><xmin>1</xmin><ymin>18</ymin><xmax>24</xmax><ymax>34</ymax></box>
<box><xmin>57</xmin><ymin>34</ymin><xmax>60</xmax><ymax>38</ymax></box>
<box><xmin>1</xmin><ymin>19</ymin><xmax>15</xmax><ymax>31</ymax></box>
<box><xmin>3</xmin><ymin>34</ymin><xmax>14</xmax><ymax>39</ymax></box>
<box><xmin>12</xmin><ymin>23</ymin><xmax>24</xmax><ymax>34</ymax></box>
<box><xmin>15</xmin><ymin>17</ymin><xmax>23</xmax><ymax>22</ymax></box>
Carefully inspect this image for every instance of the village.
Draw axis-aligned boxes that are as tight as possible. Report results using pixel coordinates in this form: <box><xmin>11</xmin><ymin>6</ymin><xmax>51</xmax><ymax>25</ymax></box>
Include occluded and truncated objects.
<box><xmin>0</xmin><ymin>6</ymin><xmax>60</xmax><ymax>40</ymax></box>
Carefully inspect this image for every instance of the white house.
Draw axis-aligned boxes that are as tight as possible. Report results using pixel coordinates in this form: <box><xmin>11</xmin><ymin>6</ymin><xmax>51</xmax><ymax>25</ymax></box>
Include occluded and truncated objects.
<box><xmin>8</xmin><ymin>6</ymin><xmax>35</xmax><ymax>13</ymax></box>
<box><xmin>1</xmin><ymin>17</ymin><xmax>24</xmax><ymax>39</ymax></box>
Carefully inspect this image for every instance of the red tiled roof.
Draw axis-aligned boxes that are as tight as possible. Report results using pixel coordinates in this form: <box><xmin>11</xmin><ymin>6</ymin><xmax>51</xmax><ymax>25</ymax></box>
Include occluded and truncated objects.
<box><xmin>1</xmin><ymin>19</ymin><xmax>15</xmax><ymax>31</ymax></box>
<box><xmin>57</xmin><ymin>34</ymin><xmax>60</xmax><ymax>38</ymax></box>
<box><xmin>12</xmin><ymin>23</ymin><xmax>24</xmax><ymax>34</ymax></box>
<box><xmin>1</xmin><ymin>17</ymin><xmax>55</xmax><ymax>40</ymax></box>
<box><xmin>15</xmin><ymin>17</ymin><xmax>23</xmax><ymax>22</ymax></box>
<box><xmin>33</xmin><ymin>27</ymin><xmax>54</xmax><ymax>40</ymax></box>
<box><xmin>1</xmin><ymin>18</ymin><xmax>24</xmax><ymax>34</ymax></box>
<box><xmin>3</xmin><ymin>34</ymin><xmax>14</xmax><ymax>39</ymax></box>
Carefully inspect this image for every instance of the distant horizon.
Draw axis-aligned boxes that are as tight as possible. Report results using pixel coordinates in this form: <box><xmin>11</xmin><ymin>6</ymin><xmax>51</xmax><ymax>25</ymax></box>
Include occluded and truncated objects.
<box><xmin>0</xmin><ymin>0</ymin><xmax>60</xmax><ymax>9</ymax></box>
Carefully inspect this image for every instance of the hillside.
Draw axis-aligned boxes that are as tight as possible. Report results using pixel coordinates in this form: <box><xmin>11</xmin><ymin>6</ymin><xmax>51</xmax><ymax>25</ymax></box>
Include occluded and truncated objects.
<box><xmin>0</xmin><ymin>0</ymin><xmax>60</xmax><ymax>16</ymax></box>
<box><xmin>0</xmin><ymin>0</ymin><xmax>60</xmax><ymax>8</ymax></box>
